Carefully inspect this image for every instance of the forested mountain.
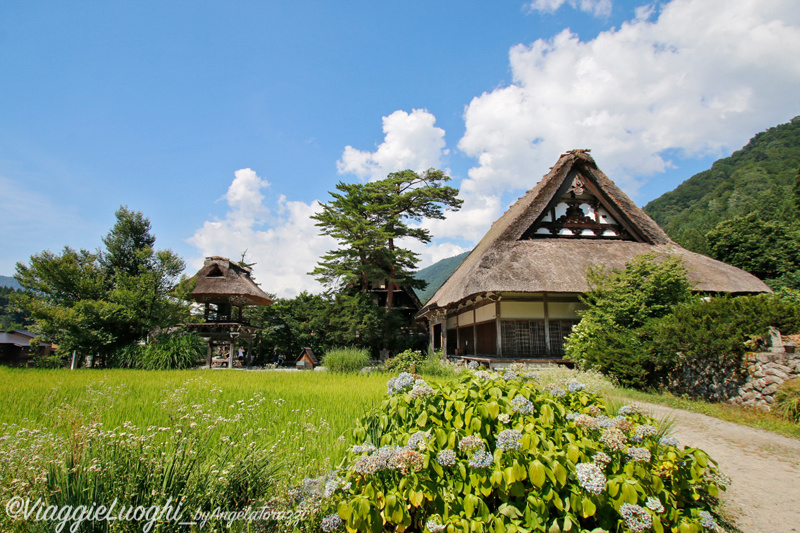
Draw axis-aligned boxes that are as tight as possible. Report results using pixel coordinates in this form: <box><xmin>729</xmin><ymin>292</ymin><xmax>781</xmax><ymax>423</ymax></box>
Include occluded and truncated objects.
<box><xmin>0</xmin><ymin>276</ymin><xmax>21</xmax><ymax>289</ymax></box>
<box><xmin>644</xmin><ymin>116</ymin><xmax>800</xmax><ymax>255</ymax></box>
<box><xmin>414</xmin><ymin>250</ymin><xmax>471</xmax><ymax>303</ymax></box>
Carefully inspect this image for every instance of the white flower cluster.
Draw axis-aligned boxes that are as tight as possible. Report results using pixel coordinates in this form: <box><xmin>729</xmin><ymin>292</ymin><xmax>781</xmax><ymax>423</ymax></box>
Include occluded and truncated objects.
<box><xmin>511</xmin><ymin>395</ymin><xmax>534</xmax><ymax>415</ymax></box>
<box><xmin>620</xmin><ymin>503</ymin><xmax>652</xmax><ymax>533</ymax></box>
<box><xmin>495</xmin><ymin>429</ymin><xmax>522</xmax><ymax>451</ymax></box>
<box><xmin>387</xmin><ymin>373</ymin><xmax>416</xmax><ymax>395</ymax></box>
<box><xmin>576</xmin><ymin>462</ymin><xmax>606</xmax><ymax>494</ymax></box>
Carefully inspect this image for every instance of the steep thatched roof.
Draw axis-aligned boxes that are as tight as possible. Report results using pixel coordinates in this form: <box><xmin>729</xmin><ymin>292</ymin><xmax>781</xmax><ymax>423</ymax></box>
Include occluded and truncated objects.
<box><xmin>419</xmin><ymin>150</ymin><xmax>770</xmax><ymax>317</ymax></box>
<box><xmin>190</xmin><ymin>257</ymin><xmax>273</xmax><ymax>306</ymax></box>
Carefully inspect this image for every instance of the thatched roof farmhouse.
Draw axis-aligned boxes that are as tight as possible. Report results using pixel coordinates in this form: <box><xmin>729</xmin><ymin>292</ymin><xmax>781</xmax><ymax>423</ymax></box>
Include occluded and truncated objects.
<box><xmin>417</xmin><ymin>150</ymin><xmax>770</xmax><ymax>362</ymax></box>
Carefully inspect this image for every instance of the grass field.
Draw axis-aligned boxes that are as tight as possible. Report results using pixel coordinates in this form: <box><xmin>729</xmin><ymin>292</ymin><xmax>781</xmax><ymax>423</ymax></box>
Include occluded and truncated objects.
<box><xmin>0</xmin><ymin>368</ymin><xmax>391</xmax><ymax>463</ymax></box>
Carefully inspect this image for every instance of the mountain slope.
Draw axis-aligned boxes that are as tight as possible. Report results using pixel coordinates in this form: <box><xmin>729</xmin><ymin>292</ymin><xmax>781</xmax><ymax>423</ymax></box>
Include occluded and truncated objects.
<box><xmin>0</xmin><ymin>276</ymin><xmax>21</xmax><ymax>290</ymax></box>
<box><xmin>644</xmin><ymin>116</ymin><xmax>800</xmax><ymax>254</ymax></box>
<box><xmin>414</xmin><ymin>250</ymin><xmax>471</xmax><ymax>304</ymax></box>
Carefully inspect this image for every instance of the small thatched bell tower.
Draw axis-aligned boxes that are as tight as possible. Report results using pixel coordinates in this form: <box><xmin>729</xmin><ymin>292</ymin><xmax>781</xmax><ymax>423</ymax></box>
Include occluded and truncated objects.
<box><xmin>187</xmin><ymin>256</ymin><xmax>273</xmax><ymax>368</ymax></box>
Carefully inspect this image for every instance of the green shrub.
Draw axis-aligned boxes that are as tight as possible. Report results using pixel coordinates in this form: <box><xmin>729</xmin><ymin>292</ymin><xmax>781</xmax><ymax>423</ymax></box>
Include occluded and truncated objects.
<box><xmin>650</xmin><ymin>294</ymin><xmax>800</xmax><ymax>368</ymax></box>
<box><xmin>323</xmin><ymin>347</ymin><xmax>371</xmax><ymax>373</ymax></box>
<box><xmin>384</xmin><ymin>349</ymin><xmax>428</xmax><ymax>373</ymax></box>
<box><xmin>324</xmin><ymin>370</ymin><xmax>725</xmax><ymax>533</ymax></box>
<box><xmin>417</xmin><ymin>350</ymin><xmax>459</xmax><ymax>378</ymax></box>
<box><xmin>566</xmin><ymin>253</ymin><xmax>693</xmax><ymax>388</ymax></box>
<box><xmin>106</xmin><ymin>332</ymin><xmax>205</xmax><ymax>370</ymax></box>
<box><xmin>140</xmin><ymin>332</ymin><xmax>205</xmax><ymax>370</ymax></box>
<box><xmin>774</xmin><ymin>378</ymin><xmax>800</xmax><ymax>422</ymax></box>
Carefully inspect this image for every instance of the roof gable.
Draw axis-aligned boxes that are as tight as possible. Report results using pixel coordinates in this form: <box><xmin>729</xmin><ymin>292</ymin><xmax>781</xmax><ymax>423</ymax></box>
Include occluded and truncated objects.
<box><xmin>418</xmin><ymin>150</ymin><xmax>770</xmax><ymax>316</ymax></box>
<box><xmin>519</xmin><ymin>167</ymin><xmax>650</xmax><ymax>242</ymax></box>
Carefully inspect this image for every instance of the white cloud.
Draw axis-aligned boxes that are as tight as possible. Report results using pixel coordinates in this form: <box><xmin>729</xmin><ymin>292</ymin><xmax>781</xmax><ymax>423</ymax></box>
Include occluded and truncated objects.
<box><xmin>461</xmin><ymin>0</ymin><xmax>800</xmax><ymax>197</ymax></box>
<box><xmin>527</xmin><ymin>0</ymin><xmax>612</xmax><ymax>17</ymax></box>
<box><xmin>337</xmin><ymin>109</ymin><xmax>449</xmax><ymax>181</ymax></box>
<box><xmin>188</xmin><ymin>169</ymin><xmax>335</xmax><ymax>298</ymax></box>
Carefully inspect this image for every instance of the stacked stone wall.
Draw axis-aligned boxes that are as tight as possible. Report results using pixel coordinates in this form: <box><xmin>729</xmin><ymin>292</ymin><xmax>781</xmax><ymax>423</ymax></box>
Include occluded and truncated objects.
<box><xmin>666</xmin><ymin>350</ymin><xmax>800</xmax><ymax>411</ymax></box>
<box><xmin>731</xmin><ymin>351</ymin><xmax>800</xmax><ymax>410</ymax></box>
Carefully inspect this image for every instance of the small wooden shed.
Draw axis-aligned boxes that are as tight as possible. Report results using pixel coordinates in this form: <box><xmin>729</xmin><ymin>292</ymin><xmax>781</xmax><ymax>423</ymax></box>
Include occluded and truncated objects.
<box><xmin>296</xmin><ymin>347</ymin><xmax>319</xmax><ymax>370</ymax></box>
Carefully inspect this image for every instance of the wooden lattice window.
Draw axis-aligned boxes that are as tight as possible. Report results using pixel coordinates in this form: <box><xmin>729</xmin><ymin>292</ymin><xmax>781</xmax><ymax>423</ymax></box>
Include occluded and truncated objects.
<box><xmin>501</xmin><ymin>320</ymin><xmax>547</xmax><ymax>357</ymax></box>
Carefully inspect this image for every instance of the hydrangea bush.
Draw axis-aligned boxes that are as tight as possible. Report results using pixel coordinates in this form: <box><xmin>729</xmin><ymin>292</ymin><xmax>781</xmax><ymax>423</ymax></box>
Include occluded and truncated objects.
<box><xmin>324</xmin><ymin>370</ymin><xmax>724</xmax><ymax>532</ymax></box>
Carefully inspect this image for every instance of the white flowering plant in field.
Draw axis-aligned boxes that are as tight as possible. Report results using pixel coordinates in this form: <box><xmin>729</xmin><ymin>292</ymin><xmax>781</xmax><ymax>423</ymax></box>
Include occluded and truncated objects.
<box><xmin>325</xmin><ymin>369</ymin><xmax>725</xmax><ymax>533</ymax></box>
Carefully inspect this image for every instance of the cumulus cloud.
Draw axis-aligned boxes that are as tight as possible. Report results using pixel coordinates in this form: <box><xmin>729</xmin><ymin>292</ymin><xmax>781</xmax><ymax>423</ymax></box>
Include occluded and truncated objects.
<box><xmin>188</xmin><ymin>169</ymin><xmax>335</xmax><ymax>298</ymax></box>
<box><xmin>337</xmin><ymin>109</ymin><xmax>449</xmax><ymax>181</ymax></box>
<box><xmin>460</xmin><ymin>0</ymin><xmax>800</xmax><ymax>196</ymax></box>
<box><xmin>527</xmin><ymin>0</ymin><xmax>612</xmax><ymax>17</ymax></box>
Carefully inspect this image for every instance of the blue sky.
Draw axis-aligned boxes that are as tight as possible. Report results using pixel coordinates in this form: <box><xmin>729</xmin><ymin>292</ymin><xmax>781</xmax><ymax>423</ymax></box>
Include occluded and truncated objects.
<box><xmin>2</xmin><ymin>0</ymin><xmax>799</xmax><ymax>296</ymax></box>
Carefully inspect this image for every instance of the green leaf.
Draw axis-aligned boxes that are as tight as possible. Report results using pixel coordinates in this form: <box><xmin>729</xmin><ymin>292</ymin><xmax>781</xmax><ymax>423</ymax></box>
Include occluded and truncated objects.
<box><xmin>530</xmin><ymin>461</ymin><xmax>546</xmax><ymax>488</ymax></box>
<box><xmin>417</xmin><ymin>411</ymin><xmax>428</xmax><ymax>427</ymax></box>
<box><xmin>487</xmin><ymin>402</ymin><xmax>500</xmax><ymax>419</ymax></box>
<box><xmin>581</xmin><ymin>497</ymin><xmax>596</xmax><ymax>518</ymax></box>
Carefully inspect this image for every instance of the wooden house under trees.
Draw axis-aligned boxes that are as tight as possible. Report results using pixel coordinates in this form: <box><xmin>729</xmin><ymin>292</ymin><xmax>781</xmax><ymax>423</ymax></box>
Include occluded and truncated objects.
<box><xmin>187</xmin><ymin>257</ymin><xmax>273</xmax><ymax>368</ymax></box>
<box><xmin>417</xmin><ymin>150</ymin><xmax>770</xmax><ymax>362</ymax></box>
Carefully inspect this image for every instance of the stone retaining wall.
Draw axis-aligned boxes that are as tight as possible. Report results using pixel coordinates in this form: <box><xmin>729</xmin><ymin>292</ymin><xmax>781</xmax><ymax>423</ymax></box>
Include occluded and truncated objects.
<box><xmin>730</xmin><ymin>351</ymin><xmax>800</xmax><ymax>410</ymax></box>
<box><xmin>666</xmin><ymin>349</ymin><xmax>800</xmax><ymax>411</ymax></box>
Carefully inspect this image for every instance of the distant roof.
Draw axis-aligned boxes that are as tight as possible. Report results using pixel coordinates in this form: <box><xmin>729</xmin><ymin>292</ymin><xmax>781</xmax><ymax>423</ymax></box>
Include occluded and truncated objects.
<box><xmin>190</xmin><ymin>257</ymin><xmax>273</xmax><ymax>306</ymax></box>
<box><xmin>419</xmin><ymin>150</ymin><xmax>770</xmax><ymax>316</ymax></box>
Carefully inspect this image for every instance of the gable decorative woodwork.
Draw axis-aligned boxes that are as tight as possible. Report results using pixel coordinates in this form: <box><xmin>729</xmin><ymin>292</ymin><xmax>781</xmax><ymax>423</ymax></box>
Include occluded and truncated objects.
<box><xmin>520</xmin><ymin>170</ymin><xmax>646</xmax><ymax>242</ymax></box>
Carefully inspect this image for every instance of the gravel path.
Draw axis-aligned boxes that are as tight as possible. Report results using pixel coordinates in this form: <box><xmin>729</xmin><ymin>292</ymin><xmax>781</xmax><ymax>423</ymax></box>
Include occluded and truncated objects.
<box><xmin>639</xmin><ymin>402</ymin><xmax>800</xmax><ymax>533</ymax></box>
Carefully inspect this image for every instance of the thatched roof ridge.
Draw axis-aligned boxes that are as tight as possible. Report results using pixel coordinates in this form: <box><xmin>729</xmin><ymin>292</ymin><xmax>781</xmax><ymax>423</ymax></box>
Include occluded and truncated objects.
<box><xmin>190</xmin><ymin>257</ymin><xmax>273</xmax><ymax>306</ymax></box>
<box><xmin>419</xmin><ymin>151</ymin><xmax>769</xmax><ymax>316</ymax></box>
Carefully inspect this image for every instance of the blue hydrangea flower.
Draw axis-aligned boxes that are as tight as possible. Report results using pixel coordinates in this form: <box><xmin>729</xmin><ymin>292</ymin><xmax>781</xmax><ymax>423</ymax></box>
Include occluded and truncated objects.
<box><xmin>321</xmin><ymin>513</ymin><xmax>342</xmax><ymax>532</ymax></box>
<box><xmin>436</xmin><ymin>449</ymin><xmax>457</xmax><ymax>467</ymax></box>
<box><xmin>409</xmin><ymin>379</ymin><xmax>435</xmax><ymax>399</ymax></box>
<box><xmin>468</xmin><ymin>450</ymin><xmax>494</xmax><ymax>468</ymax></box>
<box><xmin>458</xmin><ymin>435</ymin><xmax>485</xmax><ymax>452</ymax></box>
<box><xmin>351</xmin><ymin>443</ymin><xmax>376</xmax><ymax>454</ymax></box>
<box><xmin>627</xmin><ymin>447</ymin><xmax>651</xmax><ymax>462</ymax></box>
<box><xmin>502</xmin><ymin>370</ymin><xmax>518</xmax><ymax>381</ymax></box>
<box><xmin>576</xmin><ymin>462</ymin><xmax>606</xmax><ymax>494</ymax></box>
<box><xmin>568</xmin><ymin>381</ymin><xmax>586</xmax><ymax>392</ymax></box>
<box><xmin>550</xmin><ymin>387</ymin><xmax>566</xmax><ymax>397</ymax></box>
<box><xmin>699</xmin><ymin>510</ymin><xmax>718</xmax><ymax>530</ymax></box>
<box><xmin>620</xmin><ymin>503</ymin><xmax>652</xmax><ymax>532</ymax></box>
<box><xmin>636</xmin><ymin>424</ymin><xmax>658</xmax><ymax>438</ymax></box>
<box><xmin>660</xmin><ymin>435</ymin><xmax>680</xmax><ymax>447</ymax></box>
<box><xmin>495</xmin><ymin>429</ymin><xmax>522</xmax><ymax>451</ymax></box>
<box><xmin>387</xmin><ymin>372</ymin><xmax>416</xmax><ymax>395</ymax></box>
<box><xmin>408</xmin><ymin>431</ymin><xmax>432</xmax><ymax>450</ymax></box>
<box><xmin>511</xmin><ymin>395</ymin><xmax>534</xmax><ymax>415</ymax></box>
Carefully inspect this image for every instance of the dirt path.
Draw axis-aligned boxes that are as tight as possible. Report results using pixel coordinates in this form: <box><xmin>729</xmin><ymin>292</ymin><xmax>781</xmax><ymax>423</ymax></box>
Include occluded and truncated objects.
<box><xmin>638</xmin><ymin>402</ymin><xmax>800</xmax><ymax>533</ymax></box>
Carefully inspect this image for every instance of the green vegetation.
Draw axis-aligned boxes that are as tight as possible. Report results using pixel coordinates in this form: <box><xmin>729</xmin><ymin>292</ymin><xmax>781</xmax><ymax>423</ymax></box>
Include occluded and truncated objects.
<box><xmin>13</xmin><ymin>207</ymin><xmax>190</xmax><ymax>366</ymax></box>
<box><xmin>644</xmin><ymin>116</ymin><xmax>800</xmax><ymax>289</ymax></box>
<box><xmin>644</xmin><ymin>116</ymin><xmax>800</xmax><ymax>255</ymax></box>
<box><xmin>311</xmin><ymin>169</ymin><xmax>462</xmax><ymax>303</ymax></box>
<box><xmin>566</xmin><ymin>253</ymin><xmax>800</xmax><ymax>397</ymax></box>
<box><xmin>248</xmin><ymin>291</ymin><xmax>425</xmax><ymax>360</ymax></box>
<box><xmin>330</xmin><ymin>369</ymin><xmax>724</xmax><ymax>533</ymax></box>
<box><xmin>706</xmin><ymin>213</ymin><xmax>800</xmax><ymax>290</ymax></box>
<box><xmin>323</xmin><ymin>347</ymin><xmax>372</xmax><ymax>373</ymax></box>
<box><xmin>0</xmin><ymin>286</ymin><xmax>31</xmax><ymax>330</ymax></box>
<box><xmin>414</xmin><ymin>250</ymin><xmax>471</xmax><ymax>304</ymax></box>
<box><xmin>106</xmin><ymin>331</ymin><xmax>206</xmax><ymax>370</ymax></box>
<box><xmin>565</xmin><ymin>253</ymin><xmax>693</xmax><ymax>388</ymax></box>
<box><xmin>0</xmin><ymin>369</ymin><xmax>390</xmax><ymax>532</ymax></box>
<box><xmin>774</xmin><ymin>378</ymin><xmax>800</xmax><ymax>423</ymax></box>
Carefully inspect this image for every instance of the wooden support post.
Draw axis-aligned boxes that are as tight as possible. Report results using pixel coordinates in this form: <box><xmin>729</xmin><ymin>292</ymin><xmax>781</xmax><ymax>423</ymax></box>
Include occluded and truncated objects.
<box><xmin>495</xmin><ymin>301</ymin><xmax>503</xmax><ymax>358</ymax></box>
<box><xmin>472</xmin><ymin>307</ymin><xmax>477</xmax><ymax>356</ymax></box>
<box><xmin>207</xmin><ymin>342</ymin><xmax>213</xmax><ymax>368</ymax></box>
<box><xmin>543</xmin><ymin>293</ymin><xmax>550</xmax><ymax>356</ymax></box>
<box><xmin>228</xmin><ymin>340</ymin><xmax>235</xmax><ymax>369</ymax></box>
